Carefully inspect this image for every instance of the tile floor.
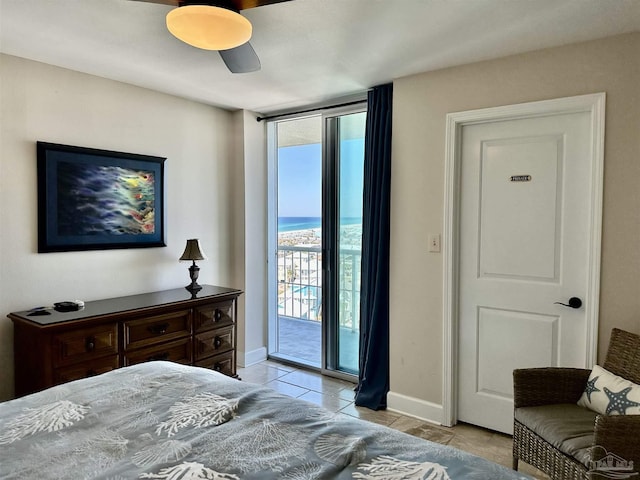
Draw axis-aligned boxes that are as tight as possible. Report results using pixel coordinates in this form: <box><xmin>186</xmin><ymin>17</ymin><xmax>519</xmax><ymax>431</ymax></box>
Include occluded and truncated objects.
<box><xmin>237</xmin><ymin>359</ymin><xmax>549</xmax><ymax>480</ymax></box>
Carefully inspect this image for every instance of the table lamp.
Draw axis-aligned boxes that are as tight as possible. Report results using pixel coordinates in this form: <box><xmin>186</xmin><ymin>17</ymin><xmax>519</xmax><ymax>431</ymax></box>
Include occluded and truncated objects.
<box><xmin>179</xmin><ymin>239</ymin><xmax>206</xmax><ymax>293</ymax></box>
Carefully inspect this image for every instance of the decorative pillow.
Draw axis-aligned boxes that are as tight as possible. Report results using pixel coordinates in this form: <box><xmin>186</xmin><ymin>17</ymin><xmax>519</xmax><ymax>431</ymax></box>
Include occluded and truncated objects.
<box><xmin>577</xmin><ymin>365</ymin><xmax>640</xmax><ymax>415</ymax></box>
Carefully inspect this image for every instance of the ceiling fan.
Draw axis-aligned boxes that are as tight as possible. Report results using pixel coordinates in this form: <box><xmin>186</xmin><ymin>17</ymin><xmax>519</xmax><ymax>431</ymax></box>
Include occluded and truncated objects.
<box><xmin>130</xmin><ymin>0</ymin><xmax>291</xmax><ymax>73</ymax></box>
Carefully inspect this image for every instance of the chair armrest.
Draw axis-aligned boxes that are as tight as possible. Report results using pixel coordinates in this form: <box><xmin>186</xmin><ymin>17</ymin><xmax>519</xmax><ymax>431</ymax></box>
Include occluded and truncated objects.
<box><xmin>593</xmin><ymin>415</ymin><xmax>640</xmax><ymax>473</ymax></box>
<box><xmin>513</xmin><ymin>367</ymin><xmax>591</xmax><ymax>408</ymax></box>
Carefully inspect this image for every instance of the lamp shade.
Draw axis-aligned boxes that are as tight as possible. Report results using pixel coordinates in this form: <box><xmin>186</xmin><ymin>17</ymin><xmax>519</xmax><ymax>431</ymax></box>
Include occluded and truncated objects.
<box><xmin>179</xmin><ymin>239</ymin><xmax>206</xmax><ymax>261</ymax></box>
<box><xmin>166</xmin><ymin>5</ymin><xmax>252</xmax><ymax>51</ymax></box>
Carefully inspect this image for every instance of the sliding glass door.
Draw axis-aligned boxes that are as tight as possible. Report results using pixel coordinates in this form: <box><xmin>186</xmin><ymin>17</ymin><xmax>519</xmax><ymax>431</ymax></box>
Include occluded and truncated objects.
<box><xmin>324</xmin><ymin>111</ymin><xmax>366</xmax><ymax>374</ymax></box>
<box><xmin>272</xmin><ymin>116</ymin><xmax>323</xmax><ymax>367</ymax></box>
<box><xmin>268</xmin><ymin>105</ymin><xmax>366</xmax><ymax>377</ymax></box>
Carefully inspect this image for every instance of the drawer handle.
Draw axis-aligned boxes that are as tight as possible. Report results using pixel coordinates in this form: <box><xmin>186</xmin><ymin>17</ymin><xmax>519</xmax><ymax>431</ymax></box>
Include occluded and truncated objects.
<box><xmin>213</xmin><ymin>363</ymin><xmax>224</xmax><ymax>372</ymax></box>
<box><xmin>214</xmin><ymin>309</ymin><xmax>222</xmax><ymax>322</ymax></box>
<box><xmin>147</xmin><ymin>352</ymin><xmax>170</xmax><ymax>362</ymax></box>
<box><xmin>148</xmin><ymin>323</ymin><xmax>170</xmax><ymax>335</ymax></box>
<box><xmin>213</xmin><ymin>336</ymin><xmax>223</xmax><ymax>349</ymax></box>
<box><xmin>85</xmin><ymin>336</ymin><xmax>96</xmax><ymax>352</ymax></box>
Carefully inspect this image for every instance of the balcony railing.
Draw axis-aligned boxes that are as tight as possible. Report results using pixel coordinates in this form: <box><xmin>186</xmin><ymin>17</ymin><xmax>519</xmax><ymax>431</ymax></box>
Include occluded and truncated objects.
<box><xmin>277</xmin><ymin>245</ymin><xmax>361</xmax><ymax>332</ymax></box>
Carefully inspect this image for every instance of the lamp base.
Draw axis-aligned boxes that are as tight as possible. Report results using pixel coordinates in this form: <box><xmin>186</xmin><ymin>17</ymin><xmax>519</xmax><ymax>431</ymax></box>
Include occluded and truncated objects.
<box><xmin>185</xmin><ymin>283</ymin><xmax>202</xmax><ymax>293</ymax></box>
<box><xmin>185</xmin><ymin>262</ymin><xmax>202</xmax><ymax>293</ymax></box>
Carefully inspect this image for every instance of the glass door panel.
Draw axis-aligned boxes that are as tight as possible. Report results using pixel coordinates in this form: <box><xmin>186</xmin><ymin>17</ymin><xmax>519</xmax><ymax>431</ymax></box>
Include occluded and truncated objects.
<box><xmin>324</xmin><ymin>111</ymin><xmax>366</xmax><ymax>375</ymax></box>
<box><xmin>274</xmin><ymin>116</ymin><xmax>322</xmax><ymax>367</ymax></box>
<box><xmin>336</xmin><ymin>112</ymin><xmax>365</xmax><ymax>373</ymax></box>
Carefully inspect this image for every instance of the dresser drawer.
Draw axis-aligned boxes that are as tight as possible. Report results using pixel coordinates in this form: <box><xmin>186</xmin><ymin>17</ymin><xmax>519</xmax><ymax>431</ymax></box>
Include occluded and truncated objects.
<box><xmin>53</xmin><ymin>324</ymin><xmax>118</xmax><ymax>366</ymax></box>
<box><xmin>193</xmin><ymin>301</ymin><xmax>234</xmax><ymax>333</ymax></box>
<box><xmin>195</xmin><ymin>350</ymin><xmax>235</xmax><ymax>377</ymax></box>
<box><xmin>123</xmin><ymin>338</ymin><xmax>192</xmax><ymax>366</ymax></box>
<box><xmin>54</xmin><ymin>355</ymin><xmax>119</xmax><ymax>384</ymax></box>
<box><xmin>194</xmin><ymin>326</ymin><xmax>233</xmax><ymax>361</ymax></box>
<box><xmin>123</xmin><ymin>310</ymin><xmax>191</xmax><ymax>351</ymax></box>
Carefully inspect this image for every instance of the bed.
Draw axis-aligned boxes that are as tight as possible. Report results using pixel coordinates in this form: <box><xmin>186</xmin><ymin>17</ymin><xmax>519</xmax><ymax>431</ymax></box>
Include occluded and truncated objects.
<box><xmin>0</xmin><ymin>361</ymin><xmax>531</xmax><ymax>479</ymax></box>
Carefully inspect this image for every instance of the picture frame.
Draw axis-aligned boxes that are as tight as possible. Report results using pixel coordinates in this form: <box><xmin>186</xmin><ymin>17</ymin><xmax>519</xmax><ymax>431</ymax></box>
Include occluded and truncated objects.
<box><xmin>37</xmin><ymin>142</ymin><xmax>166</xmax><ymax>253</ymax></box>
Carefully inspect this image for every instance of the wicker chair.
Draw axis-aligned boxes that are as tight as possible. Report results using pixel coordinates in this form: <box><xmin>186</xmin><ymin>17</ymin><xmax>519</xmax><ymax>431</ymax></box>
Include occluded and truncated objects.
<box><xmin>513</xmin><ymin>328</ymin><xmax>640</xmax><ymax>480</ymax></box>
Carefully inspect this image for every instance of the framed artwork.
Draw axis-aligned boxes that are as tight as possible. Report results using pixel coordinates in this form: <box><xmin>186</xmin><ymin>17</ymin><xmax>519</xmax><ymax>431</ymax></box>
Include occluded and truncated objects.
<box><xmin>37</xmin><ymin>142</ymin><xmax>166</xmax><ymax>253</ymax></box>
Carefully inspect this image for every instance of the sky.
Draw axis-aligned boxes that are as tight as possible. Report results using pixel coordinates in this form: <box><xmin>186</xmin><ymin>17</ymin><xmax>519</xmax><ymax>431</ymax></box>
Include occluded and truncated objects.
<box><xmin>277</xmin><ymin>139</ymin><xmax>364</xmax><ymax>218</ymax></box>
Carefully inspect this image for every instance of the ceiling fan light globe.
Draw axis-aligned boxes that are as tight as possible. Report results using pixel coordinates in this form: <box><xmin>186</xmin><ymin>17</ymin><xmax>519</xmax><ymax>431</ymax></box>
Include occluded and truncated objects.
<box><xmin>166</xmin><ymin>5</ymin><xmax>252</xmax><ymax>51</ymax></box>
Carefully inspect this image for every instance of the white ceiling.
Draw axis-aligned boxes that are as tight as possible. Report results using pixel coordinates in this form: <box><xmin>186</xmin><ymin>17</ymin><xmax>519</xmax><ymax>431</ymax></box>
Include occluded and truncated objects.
<box><xmin>1</xmin><ymin>0</ymin><xmax>639</xmax><ymax>115</ymax></box>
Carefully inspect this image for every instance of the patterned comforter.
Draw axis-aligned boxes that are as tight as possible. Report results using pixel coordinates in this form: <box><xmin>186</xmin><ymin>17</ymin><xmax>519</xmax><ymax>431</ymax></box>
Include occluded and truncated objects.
<box><xmin>0</xmin><ymin>362</ymin><xmax>531</xmax><ymax>479</ymax></box>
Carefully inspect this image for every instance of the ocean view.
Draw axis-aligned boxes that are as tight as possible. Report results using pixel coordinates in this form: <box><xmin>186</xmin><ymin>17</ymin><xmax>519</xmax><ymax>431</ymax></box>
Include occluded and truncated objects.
<box><xmin>278</xmin><ymin>216</ymin><xmax>362</xmax><ymax>232</ymax></box>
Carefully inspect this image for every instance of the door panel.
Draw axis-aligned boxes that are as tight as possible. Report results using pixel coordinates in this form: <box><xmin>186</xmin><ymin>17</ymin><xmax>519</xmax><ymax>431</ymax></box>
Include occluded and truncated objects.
<box><xmin>458</xmin><ymin>111</ymin><xmax>592</xmax><ymax>433</ymax></box>
<box><xmin>477</xmin><ymin>307</ymin><xmax>559</xmax><ymax>398</ymax></box>
<box><xmin>479</xmin><ymin>136</ymin><xmax>562</xmax><ymax>281</ymax></box>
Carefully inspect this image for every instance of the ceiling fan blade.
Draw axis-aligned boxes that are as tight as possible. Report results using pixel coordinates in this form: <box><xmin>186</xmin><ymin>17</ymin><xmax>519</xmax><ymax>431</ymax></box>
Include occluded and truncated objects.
<box><xmin>219</xmin><ymin>42</ymin><xmax>261</xmax><ymax>73</ymax></box>
<box><xmin>127</xmin><ymin>0</ymin><xmax>291</xmax><ymax>8</ymax></box>
<box><xmin>232</xmin><ymin>0</ymin><xmax>292</xmax><ymax>9</ymax></box>
<box><xmin>128</xmin><ymin>0</ymin><xmax>179</xmax><ymax>5</ymax></box>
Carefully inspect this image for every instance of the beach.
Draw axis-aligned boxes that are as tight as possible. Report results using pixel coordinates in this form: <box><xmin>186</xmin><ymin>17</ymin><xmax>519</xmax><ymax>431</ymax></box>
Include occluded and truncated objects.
<box><xmin>278</xmin><ymin>228</ymin><xmax>321</xmax><ymax>247</ymax></box>
<box><xmin>278</xmin><ymin>224</ymin><xmax>362</xmax><ymax>247</ymax></box>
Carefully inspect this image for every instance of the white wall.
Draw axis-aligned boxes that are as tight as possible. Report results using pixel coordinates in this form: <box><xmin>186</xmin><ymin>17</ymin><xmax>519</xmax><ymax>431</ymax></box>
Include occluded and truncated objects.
<box><xmin>231</xmin><ymin>110</ymin><xmax>268</xmax><ymax>366</ymax></box>
<box><xmin>0</xmin><ymin>54</ymin><xmax>239</xmax><ymax>400</ymax></box>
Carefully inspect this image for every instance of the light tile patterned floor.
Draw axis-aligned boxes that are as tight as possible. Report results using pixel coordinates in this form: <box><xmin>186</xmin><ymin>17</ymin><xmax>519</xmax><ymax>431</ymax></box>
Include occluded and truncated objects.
<box><xmin>237</xmin><ymin>360</ymin><xmax>549</xmax><ymax>480</ymax></box>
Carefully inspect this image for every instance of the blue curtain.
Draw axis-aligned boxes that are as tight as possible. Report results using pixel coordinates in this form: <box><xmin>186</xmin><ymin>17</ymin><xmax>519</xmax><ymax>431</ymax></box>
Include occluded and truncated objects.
<box><xmin>354</xmin><ymin>83</ymin><xmax>393</xmax><ymax>410</ymax></box>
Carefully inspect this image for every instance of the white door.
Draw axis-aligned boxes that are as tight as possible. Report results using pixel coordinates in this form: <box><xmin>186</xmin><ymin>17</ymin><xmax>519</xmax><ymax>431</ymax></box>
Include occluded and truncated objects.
<box><xmin>456</xmin><ymin>105</ymin><xmax>602</xmax><ymax>434</ymax></box>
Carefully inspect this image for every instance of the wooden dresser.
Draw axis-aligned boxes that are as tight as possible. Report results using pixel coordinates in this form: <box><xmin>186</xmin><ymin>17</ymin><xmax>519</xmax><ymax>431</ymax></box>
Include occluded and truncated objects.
<box><xmin>9</xmin><ymin>285</ymin><xmax>242</xmax><ymax>397</ymax></box>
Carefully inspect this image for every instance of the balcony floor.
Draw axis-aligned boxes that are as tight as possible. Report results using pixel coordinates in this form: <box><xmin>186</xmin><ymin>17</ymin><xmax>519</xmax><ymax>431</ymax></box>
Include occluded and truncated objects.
<box><xmin>276</xmin><ymin>316</ymin><xmax>359</xmax><ymax>372</ymax></box>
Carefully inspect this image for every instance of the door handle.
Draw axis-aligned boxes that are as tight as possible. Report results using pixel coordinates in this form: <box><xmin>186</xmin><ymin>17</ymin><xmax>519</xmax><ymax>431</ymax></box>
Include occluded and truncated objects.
<box><xmin>554</xmin><ymin>297</ymin><xmax>583</xmax><ymax>309</ymax></box>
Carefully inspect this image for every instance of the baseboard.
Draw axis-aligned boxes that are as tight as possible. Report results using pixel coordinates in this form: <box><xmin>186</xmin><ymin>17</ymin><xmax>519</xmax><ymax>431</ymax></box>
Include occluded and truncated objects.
<box><xmin>387</xmin><ymin>390</ymin><xmax>444</xmax><ymax>425</ymax></box>
<box><xmin>237</xmin><ymin>347</ymin><xmax>267</xmax><ymax>368</ymax></box>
